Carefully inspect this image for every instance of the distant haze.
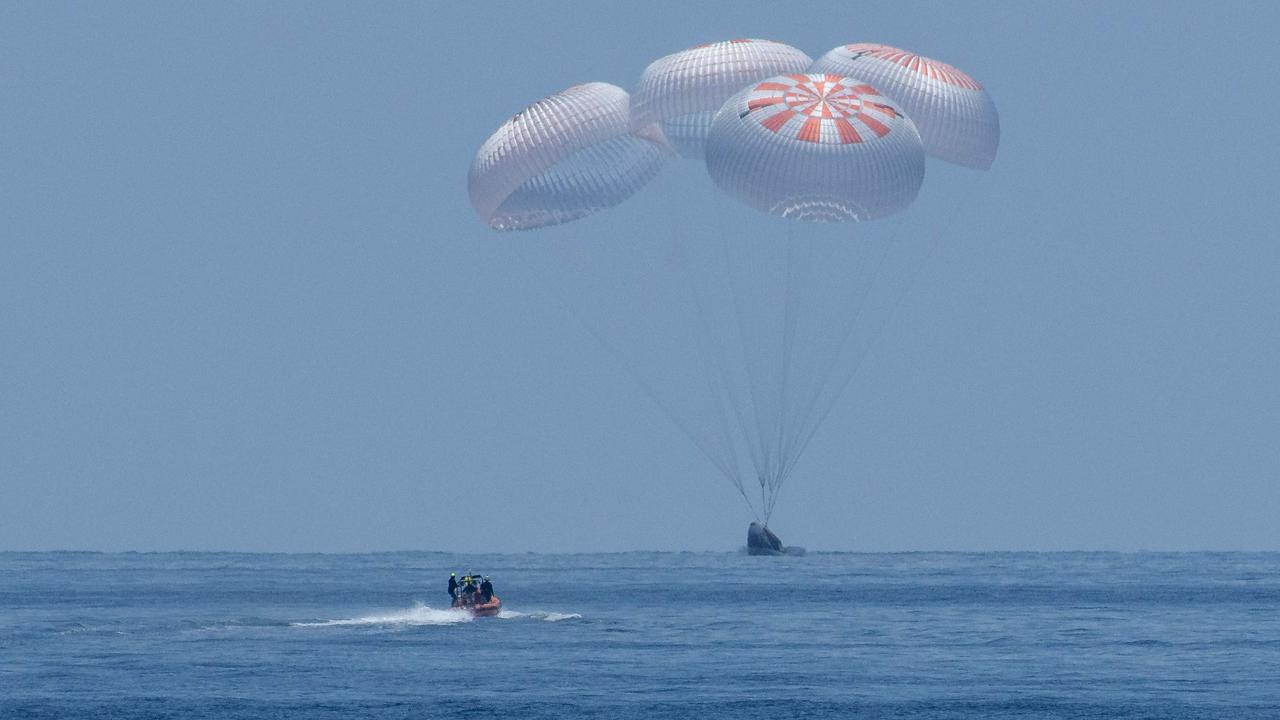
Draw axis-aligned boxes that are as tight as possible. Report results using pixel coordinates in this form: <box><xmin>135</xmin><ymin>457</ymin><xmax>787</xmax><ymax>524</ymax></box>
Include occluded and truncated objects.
<box><xmin>2</xmin><ymin>2</ymin><xmax>1277</xmax><ymax>552</ymax></box>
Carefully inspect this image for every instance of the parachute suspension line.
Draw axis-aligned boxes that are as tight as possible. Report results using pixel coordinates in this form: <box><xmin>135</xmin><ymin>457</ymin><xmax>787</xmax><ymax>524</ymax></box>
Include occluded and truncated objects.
<box><xmin>781</xmin><ymin>226</ymin><xmax>899</xmax><ymax>477</ymax></box>
<box><xmin>655</xmin><ymin>170</ymin><xmax>763</xmax><ymax>521</ymax></box>
<box><xmin>672</xmin><ymin>249</ymin><xmax>754</xmax><ymax>512</ymax></box>
<box><xmin>752</xmin><ymin>466</ymin><xmax>762</xmax><ymax>520</ymax></box>
<box><xmin>772</xmin><ymin>221</ymin><xmax>902</xmax><ymax>498</ymax></box>
<box><xmin>712</xmin><ymin>189</ymin><xmax>774</xmax><ymax>505</ymax></box>
<box><xmin>711</xmin><ymin>229</ymin><xmax>769</xmax><ymax>502</ymax></box>
<box><xmin>784</xmin><ymin>175</ymin><xmax>991</xmax><ymax>472</ymax></box>
<box><xmin>656</xmin><ymin>174</ymin><xmax>743</xmax><ymax>482</ymax></box>
<box><xmin>749</xmin><ymin>226</ymin><xmax>783</xmax><ymax>500</ymax></box>
<box><xmin>763</xmin><ymin>220</ymin><xmax>813</xmax><ymax>523</ymax></box>
<box><xmin>774</xmin><ymin>225</ymin><xmax>797</xmax><ymax>496</ymax></box>
<box><xmin>504</xmin><ymin>235</ymin><xmax>756</xmax><ymax>520</ymax></box>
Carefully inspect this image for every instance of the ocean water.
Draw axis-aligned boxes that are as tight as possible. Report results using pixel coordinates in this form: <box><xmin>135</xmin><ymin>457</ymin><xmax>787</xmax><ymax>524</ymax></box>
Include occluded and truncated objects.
<box><xmin>2</xmin><ymin>552</ymin><xmax>1279</xmax><ymax>719</ymax></box>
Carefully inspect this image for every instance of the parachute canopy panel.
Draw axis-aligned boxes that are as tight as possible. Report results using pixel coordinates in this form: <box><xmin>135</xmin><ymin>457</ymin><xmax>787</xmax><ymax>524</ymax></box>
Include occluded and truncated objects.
<box><xmin>705</xmin><ymin>73</ymin><xmax>925</xmax><ymax>222</ymax></box>
<box><xmin>809</xmin><ymin>44</ymin><xmax>999</xmax><ymax>170</ymax></box>
<box><xmin>631</xmin><ymin>39</ymin><xmax>813</xmax><ymax>160</ymax></box>
<box><xmin>468</xmin><ymin>82</ymin><xmax>668</xmax><ymax>231</ymax></box>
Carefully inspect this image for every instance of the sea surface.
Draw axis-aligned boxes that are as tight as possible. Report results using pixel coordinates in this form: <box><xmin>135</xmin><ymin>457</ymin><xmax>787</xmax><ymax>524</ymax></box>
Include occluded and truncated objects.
<box><xmin>2</xmin><ymin>551</ymin><xmax>1279</xmax><ymax>719</ymax></box>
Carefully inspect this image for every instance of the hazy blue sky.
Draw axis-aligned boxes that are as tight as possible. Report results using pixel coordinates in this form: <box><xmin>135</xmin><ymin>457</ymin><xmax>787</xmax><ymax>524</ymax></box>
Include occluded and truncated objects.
<box><xmin>3</xmin><ymin>1</ymin><xmax>1278</xmax><ymax>552</ymax></box>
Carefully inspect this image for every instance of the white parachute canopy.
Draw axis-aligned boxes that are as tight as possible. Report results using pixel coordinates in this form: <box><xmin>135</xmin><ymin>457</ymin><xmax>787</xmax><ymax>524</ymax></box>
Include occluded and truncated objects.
<box><xmin>809</xmin><ymin>44</ymin><xmax>1000</xmax><ymax>169</ymax></box>
<box><xmin>705</xmin><ymin>73</ymin><xmax>925</xmax><ymax>222</ymax></box>
<box><xmin>468</xmin><ymin>82</ymin><xmax>669</xmax><ymax>231</ymax></box>
<box><xmin>631</xmin><ymin>39</ymin><xmax>812</xmax><ymax>160</ymax></box>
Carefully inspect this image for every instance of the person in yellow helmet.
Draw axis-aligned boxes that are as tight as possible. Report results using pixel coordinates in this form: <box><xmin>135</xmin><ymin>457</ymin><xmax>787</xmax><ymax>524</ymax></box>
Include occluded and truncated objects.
<box><xmin>448</xmin><ymin>572</ymin><xmax>458</xmax><ymax>603</ymax></box>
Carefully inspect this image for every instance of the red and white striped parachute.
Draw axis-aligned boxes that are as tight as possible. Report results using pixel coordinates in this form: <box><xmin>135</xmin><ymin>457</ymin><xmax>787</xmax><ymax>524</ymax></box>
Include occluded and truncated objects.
<box><xmin>705</xmin><ymin>73</ymin><xmax>924</xmax><ymax>221</ymax></box>
<box><xmin>809</xmin><ymin>43</ymin><xmax>999</xmax><ymax>170</ymax></box>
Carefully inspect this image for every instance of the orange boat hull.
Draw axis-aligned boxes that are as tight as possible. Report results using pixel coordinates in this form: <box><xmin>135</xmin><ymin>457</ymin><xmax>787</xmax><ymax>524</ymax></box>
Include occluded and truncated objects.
<box><xmin>453</xmin><ymin>595</ymin><xmax>501</xmax><ymax>618</ymax></box>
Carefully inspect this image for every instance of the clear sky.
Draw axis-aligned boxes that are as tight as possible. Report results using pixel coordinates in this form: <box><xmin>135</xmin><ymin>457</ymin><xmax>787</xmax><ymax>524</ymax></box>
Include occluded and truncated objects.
<box><xmin>2</xmin><ymin>1</ymin><xmax>1278</xmax><ymax>552</ymax></box>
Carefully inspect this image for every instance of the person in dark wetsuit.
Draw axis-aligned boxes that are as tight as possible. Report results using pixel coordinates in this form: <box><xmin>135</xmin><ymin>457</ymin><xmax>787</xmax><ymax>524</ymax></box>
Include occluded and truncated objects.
<box><xmin>479</xmin><ymin>576</ymin><xmax>494</xmax><ymax>603</ymax></box>
<box><xmin>448</xmin><ymin>572</ymin><xmax>458</xmax><ymax>602</ymax></box>
<box><xmin>461</xmin><ymin>576</ymin><xmax>477</xmax><ymax>605</ymax></box>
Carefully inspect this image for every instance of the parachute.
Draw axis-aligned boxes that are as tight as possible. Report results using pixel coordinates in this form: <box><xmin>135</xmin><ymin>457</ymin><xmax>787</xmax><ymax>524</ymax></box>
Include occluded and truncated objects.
<box><xmin>467</xmin><ymin>82</ymin><xmax>668</xmax><ymax>231</ymax></box>
<box><xmin>467</xmin><ymin>41</ymin><xmax>999</xmax><ymax>524</ymax></box>
<box><xmin>705</xmin><ymin>73</ymin><xmax>925</xmax><ymax>221</ymax></box>
<box><xmin>631</xmin><ymin>39</ymin><xmax>812</xmax><ymax>159</ymax></box>
<box><xmin>808</xmin><ymin>44</ymin><xmax>1000</xmax><ymax>170</ymax></box>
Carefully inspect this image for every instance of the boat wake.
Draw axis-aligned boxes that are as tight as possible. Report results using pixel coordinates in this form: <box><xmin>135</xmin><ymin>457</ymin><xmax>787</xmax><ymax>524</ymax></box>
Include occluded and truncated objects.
<box><xmin>292</xmin><ymin>603</ymin><xmax>471</xmax><ymax>627</ymax></box>
<box><xmin>291</xmin><ymin>602</ymin><xmax>580</xmax><ymax>627</ymax></box>
<box><xmin>497</xmin><ymin>610</ymin><xmax>582</xmax><ymax>622</ymax></box>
